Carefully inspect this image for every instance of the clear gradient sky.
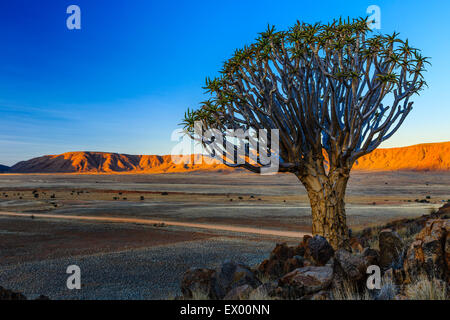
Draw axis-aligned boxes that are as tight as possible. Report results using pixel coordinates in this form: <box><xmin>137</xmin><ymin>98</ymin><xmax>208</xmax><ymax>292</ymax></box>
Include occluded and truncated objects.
<box><xmin>0</xmin><ymin>0</ymin><xmax>449</xmax><ymax>165</ymax></box>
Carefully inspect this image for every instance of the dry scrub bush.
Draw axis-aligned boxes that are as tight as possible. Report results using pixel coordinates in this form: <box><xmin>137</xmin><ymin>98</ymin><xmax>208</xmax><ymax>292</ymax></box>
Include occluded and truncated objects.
<box><xmin>190</xmin><ymin>289</ymin><xmax>211</xmax><ymax>300</ymax></box>
<box><xmin>257</xmin><ymin>273</ymin><xmax>273</xmax><ymax>284</ymax></box>
<box><xmin>331</xmin><ymin>280</ymin><xmax>372</xmax><ymax>300</ymax></box>
<box><xmin>248</xmin><ymin>289</ymin><xmax>276</xmax><ymax>300</ymax></box>
<box><xmin>377</xmin><ymin>276</ymin><xmax>398</xmax><ymax>300</ymax></box>
<box><xmin>405</xmin><ymin>275</ymin><xmax>448</xmax><ymax>300</ymax></box>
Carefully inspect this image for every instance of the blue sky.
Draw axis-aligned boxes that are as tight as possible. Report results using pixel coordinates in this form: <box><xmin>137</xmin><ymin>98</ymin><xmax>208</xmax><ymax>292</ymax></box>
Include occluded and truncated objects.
<box><xmin>0</xmin><ymin>0</ymin><xmax>449</xmax><ymax>165</ymax></box>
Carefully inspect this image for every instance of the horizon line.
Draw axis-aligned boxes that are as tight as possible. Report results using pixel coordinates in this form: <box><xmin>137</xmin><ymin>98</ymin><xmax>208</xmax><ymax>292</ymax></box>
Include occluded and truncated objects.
<box><xmin>3</xmin><ymin>140</ymin><xmax>449</xmax><ymax>167</ymax></box>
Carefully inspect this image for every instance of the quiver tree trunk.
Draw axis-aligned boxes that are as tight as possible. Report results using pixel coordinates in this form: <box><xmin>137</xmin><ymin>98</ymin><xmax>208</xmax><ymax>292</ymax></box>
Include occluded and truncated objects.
<box><xmin>182</xmin><ymin>19</ymin><xmax>428</xmax><ymax>251</ymax></box>
<box><xmin>297</xmin><ymin>169</ymin><xmax>350</xmax><ymax>249</ymax></box>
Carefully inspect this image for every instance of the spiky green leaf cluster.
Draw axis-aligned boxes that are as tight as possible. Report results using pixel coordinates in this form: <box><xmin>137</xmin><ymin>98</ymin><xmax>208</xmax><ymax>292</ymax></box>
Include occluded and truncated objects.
<box><xmin>181</xmin><ymin>17</ymin><xmax>429</xmax><ymax>136</ymax></box>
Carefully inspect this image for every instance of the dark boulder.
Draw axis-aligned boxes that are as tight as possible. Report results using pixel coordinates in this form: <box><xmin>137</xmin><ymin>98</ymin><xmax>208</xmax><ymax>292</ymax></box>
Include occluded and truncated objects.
<box><xmin>379</xmin><ymin>229</ymin><xmax>404</xmax><ymax>270</ymax></box>
<box><xmin>404</xmin><ymin>219</ymin><xmax>449</xmax><ymax>283</ymax></box>
<box><xmin>223</xmin><ymin>284</ymin><xmax>253</xmax><ymax>300</ymax></box>
<box><xmin>362</xmin><ymin>247</ymin><xmax>380</xmax><ymax>266</ymax></box>
<box><xmin>269</xmin><ymin>243</ymin><xmax>294</xmax><ymax>260</ymax></box>
<box><xmin>283</xmin><ymin>256</ymin><xmax>304</xmax><ymax>275</ymax></box>
<box><xmin>0</xmin><ymin>286</ymin><xmax>27</xmax><ymax>300</ymax></box>
<box><xmin>277</xmin><ymin>265</ymin><xmax>334</xmax><ymax>299</ymax></box>
<box><xmin>334</xmin><ymin>249</ymin><xmax>369</xmax><ymax>282</ymax></box>
<box><xmin>258</xmin><ymin>242</ymin><xmax>303</xmax><ymax>279</ymax></box>
<box><xmin>181</xmin><ymin>268</ymin><xmax>217</xmax><ymax>299</ymax></box>
<box><xmin>214</xmin><ymin>261</ymin><xmax>261</xmax><ymax>299</ymax></box>
<box><xmin>305</xmin><ymin>235</ymin><xmax>334</xmax><ymax>266</ymax></box>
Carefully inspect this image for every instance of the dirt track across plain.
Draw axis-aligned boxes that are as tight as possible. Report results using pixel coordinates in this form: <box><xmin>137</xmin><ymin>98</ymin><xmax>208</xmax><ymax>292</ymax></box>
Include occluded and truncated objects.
<box><xmin>0</xmin><ymin>211</ymin><xmax>306</xmax><ymax>238</ymax></box>
<box><xmin>0</xmin><ymin>171</ymin><xmax>449</xmax><ymax>299</ymax></box>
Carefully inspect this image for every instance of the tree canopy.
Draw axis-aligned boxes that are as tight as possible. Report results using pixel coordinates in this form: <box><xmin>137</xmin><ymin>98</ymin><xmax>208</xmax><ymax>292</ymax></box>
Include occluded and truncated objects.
<box><xmin>181</xmin><ymin>17</ymin><xmax>429</xmax><ymax>176</ymax></box>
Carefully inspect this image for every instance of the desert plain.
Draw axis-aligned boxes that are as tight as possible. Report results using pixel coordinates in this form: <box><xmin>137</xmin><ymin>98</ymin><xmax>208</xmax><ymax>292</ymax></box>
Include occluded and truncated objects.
<box><xmin>0</xmin><ymin>170</ymin><xmax>449</xmax><ymax>299</ymax></box>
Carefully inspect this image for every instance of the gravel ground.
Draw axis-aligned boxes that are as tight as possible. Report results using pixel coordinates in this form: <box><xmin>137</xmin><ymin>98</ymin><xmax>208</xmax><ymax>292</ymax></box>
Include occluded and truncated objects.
<box><xmin>0</xmin><ymin>237</ymin><xmax>275</xmax><ymax>300</ymax></box>
<box><xmin>1</xmin><ymin>171</ymin><xmax>447</xmax><ymax>300</ymax></box>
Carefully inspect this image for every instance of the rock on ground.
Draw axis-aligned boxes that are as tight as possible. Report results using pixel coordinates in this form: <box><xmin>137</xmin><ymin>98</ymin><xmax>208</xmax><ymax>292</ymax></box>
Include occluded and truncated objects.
<box><xmin>305</xmin><ymin>235</ymin><xmax>335</xmax><ymax>266</ymax></box>
<box><xmin>181</xmin><ymin>268</ymin><xmax>217</xmax><ymax>299</ymax></box>
<box><xmin>277</xmin><ymin>265</ymin><xmax>334</xmax><ymax>299</ymax></box>
<box><xmin>404</xmin><ymin>219</ymin><xmax>449</xmax><ymax>283</ymax></box>
<box><xmin>214</xmin><ymin>260</ymin><xmax>261</xmax><ymax>299</ymax></box>
<box><xmin>258</xmin><ymin>241</ymin><xmax>310</xmax><ymax>279</ymax></box>
<box><xmin>223</xmin><ymin>284</ymin><xmax>253</xmax><ymax>300</ymax></box>
<box><xmin>335</xmin><ymin>249</ymin><xmax>370</xmax><ymax>282</ymax></box>
<box><xmin>379</xmin><ymin>229</ymin><xmax>404</xmax><ymax>270</ymax></box>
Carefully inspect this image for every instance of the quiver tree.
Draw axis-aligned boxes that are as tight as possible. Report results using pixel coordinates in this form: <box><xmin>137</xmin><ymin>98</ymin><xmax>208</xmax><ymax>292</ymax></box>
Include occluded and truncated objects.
<box><xmin>181</xmin><ymin>17</ymin><xmax>428</xmax><ymax>249</ymax></box>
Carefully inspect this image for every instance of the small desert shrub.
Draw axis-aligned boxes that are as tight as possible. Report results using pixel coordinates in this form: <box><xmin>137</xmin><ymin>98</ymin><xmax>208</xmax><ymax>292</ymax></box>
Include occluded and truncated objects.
<box><xmin>366</xmin><ymin>236</ymin><xmax>379</xmax><ymax>251</ymax></box>
<box><xmin>190</xmin><ymin>290</ymin><xmax>210</xmax><ymax>300</ymax></box>
<box><xmin>174</xmin><ymin>289</ymin><xmax>210</xmax><ymax>300</ymax></box>
<box><xmin>376</xmin><ymin>276</ymin><xmax>397</xmax><ymax>300</ymax></box>
<box><xmin>396</xmin><ymin>224</ymin><xmax>421</xmax><ymax>247</ymax></box>
<box><xmin>257</xmin><ymin>273</ymin><xmax>273</xmax><ymax>284</ymax></box>
<box><xmin>331</xmin><ymin>280</ymin><xmax>372</xmax><ymax>300</ymax></box>
<box><xmin>405</xmin><ymin>275</ymin><xmax>448</xmax><ymax>300</ymax></box>
<box><xmin>166</xmin><ymin>294</ymin><xmax>177</xmax><ymax>300</ymax></box>
<box><xmin>248</xmin><ymin>289</ymin><xmax>275</xmax><ymax>300</ymax></box>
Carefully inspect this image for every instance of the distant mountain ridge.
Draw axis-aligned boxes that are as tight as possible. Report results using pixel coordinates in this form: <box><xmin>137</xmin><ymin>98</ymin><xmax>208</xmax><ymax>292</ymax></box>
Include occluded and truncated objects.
<box><xmin>0</xmin><ymin>165</ymin><xmax>10</xmax><ymax>173</ymax></box>
<box><xmin>8</xmin><ymin>152</ymin><xmax>231</xmax><ymax>174</ymax></box>
<box><xmin>4</xmin><ymin>142</ymin><xmax>450</xmax><ymax>174</ymax></box>
<box><xmin>353</xmin><ymin>142</ymin><xmax>450</xmax><ymax>171</ymax></box>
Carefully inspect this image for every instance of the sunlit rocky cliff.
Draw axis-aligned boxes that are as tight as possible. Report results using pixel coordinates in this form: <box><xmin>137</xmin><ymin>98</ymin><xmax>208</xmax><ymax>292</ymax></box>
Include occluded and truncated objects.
<box><xmin>4</xmin><ymin>142</ymin><xmax>450</xmax><ymax>174</ymax></box>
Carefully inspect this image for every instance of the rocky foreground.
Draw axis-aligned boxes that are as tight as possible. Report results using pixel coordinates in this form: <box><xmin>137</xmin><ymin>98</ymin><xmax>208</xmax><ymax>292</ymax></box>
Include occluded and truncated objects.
<box><xmin>1</xmin><ymin>204</ymin><xmax>448</xmax><ymax>300</ymax></box>
<box><xmin>180</xmin><ymin>203</ymin><xmax>450</xmax><ymax>300</ymax></box>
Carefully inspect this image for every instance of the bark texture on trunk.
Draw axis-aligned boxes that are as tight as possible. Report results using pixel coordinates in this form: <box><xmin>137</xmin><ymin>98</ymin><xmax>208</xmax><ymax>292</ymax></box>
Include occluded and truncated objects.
<box><xmin>297</xmin><ymin>168</ymin><xmax>350</xmax><ymax>249</ymax></box>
